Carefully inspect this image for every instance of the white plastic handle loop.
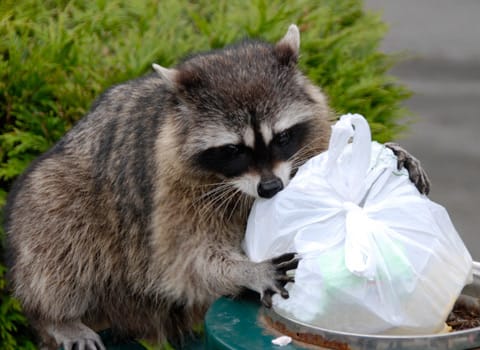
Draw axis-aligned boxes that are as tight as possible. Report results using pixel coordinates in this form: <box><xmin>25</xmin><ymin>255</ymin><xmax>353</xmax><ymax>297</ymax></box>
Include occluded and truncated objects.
<box><xmin>325</xmin><ymin>114</ymin><xmax>372</xmax><ymax>202</ymax></box>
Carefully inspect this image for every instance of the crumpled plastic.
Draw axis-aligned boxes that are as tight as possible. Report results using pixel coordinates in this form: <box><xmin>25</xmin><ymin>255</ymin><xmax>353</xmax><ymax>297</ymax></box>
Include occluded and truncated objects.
<box><xmin>243</xmin><ymin>114</ymin><xmax>473</xmax><ymax>334</ymax></box>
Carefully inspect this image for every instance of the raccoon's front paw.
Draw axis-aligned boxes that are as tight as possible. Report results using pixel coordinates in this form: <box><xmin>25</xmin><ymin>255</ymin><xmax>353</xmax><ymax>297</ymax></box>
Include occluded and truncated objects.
<box><xmin>250</xmin><ymin>253</ymin><xmax>299</xmax><ymax>308</ymax></box>
<box><xmin>385</xmin><ymin>142</ymin><xmax>431</xmax><ymax>195</ymax></box>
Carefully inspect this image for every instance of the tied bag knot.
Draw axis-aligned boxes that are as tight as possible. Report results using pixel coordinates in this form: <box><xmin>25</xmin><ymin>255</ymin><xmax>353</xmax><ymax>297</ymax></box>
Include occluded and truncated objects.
<box><xmin>342</xmin><ymin>200</ymin><xmax>380</xmax><ymax>281</ymax></box>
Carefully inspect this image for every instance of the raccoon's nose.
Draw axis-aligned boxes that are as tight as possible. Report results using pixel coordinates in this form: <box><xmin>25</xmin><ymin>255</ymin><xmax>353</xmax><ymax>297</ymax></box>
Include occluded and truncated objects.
<box><xmin>257</xmin><ymin>178</ymin><xmax>284</xmax><ymax>198</ymax></box>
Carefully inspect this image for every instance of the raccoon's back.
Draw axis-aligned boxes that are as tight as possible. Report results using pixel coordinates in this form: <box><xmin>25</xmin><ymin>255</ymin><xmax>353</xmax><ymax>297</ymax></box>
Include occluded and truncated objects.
<box><xmin>5</xmin><ymin>73</ymin><xmax>170</xmax><ymax>283</ymax></box>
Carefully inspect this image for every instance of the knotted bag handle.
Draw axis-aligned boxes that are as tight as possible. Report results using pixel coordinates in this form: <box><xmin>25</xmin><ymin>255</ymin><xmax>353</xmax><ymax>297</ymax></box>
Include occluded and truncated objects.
<box><xmin>323</xmin><ymin>114</ymin><xmax>379</xmax><ymax>277</ymax></box>
<box><xmin>325</xmin><ymin>114</ymin><xmax>372</xmax><ymax>203</ymax></box>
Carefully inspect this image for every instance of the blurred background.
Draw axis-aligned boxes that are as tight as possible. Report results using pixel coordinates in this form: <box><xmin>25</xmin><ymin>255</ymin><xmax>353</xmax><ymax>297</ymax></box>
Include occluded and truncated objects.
<box><xmin>365</xmin><ymin>0</ymin><xmax>480</xmax><ymax>260</ymax></box>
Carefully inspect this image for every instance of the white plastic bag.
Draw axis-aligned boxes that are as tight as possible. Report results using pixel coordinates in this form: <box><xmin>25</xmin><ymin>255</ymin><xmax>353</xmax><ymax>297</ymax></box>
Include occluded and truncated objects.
<box><xmin>243</xmin><ymin>114</ymin><xmax>473</xmax><ymax>335</ymax></box>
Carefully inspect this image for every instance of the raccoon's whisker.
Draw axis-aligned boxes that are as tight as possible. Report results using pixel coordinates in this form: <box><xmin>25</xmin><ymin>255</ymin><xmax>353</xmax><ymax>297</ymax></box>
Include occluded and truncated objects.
<box><xmin>209</xmin><ymin>185</ymin><xmax>239</xmax><ymax>222</ymax></box>
<box><xmin>192</xmin><ymin>183</ymin><xmax>234</xmax><ymax>204</ymax></box>
<box><xmin>198</xmin><ymin>181</ymin><xmax>230</xmax><ymax>188</ymax></box>
<box><xmin>291</xmin><ymin>156</ymin><xmax>307</xmax><ymax>169</ymax></box>
<box><xmin>239</xmin><ymin>194</ymin><xmax>253</xmax><ymax>219</ymax></box>
<box><xmin>289</xmin><ymin>143</ymin><xmax>319</xmax><ymax>170</ymax></box>
<box><xmin>289</xmin><ymin>147</ymin><xmax>308</xmax><ymax>164</ymax></box>
<box><xmin>226</xmin><ymin>188</ymin><xmax>244</xmax><ymax>222</ymax></box>
<box><xmin>217</xmin><ymin>187</ymin><xmax>241</xmax><ymax>222</ymax></box>
<box><xmin>198</xmin><ymin>184</ymin><xmax>231</xmax><ymax>199</ymax></box>
<box><xmin>239</xmin><ymin>195</ymin><xmax>247</xmax><ymax>218</ymax></box>
<box><xmin>228</xmin><ymin>190</ymin><xmax>244</xmax><ymax>220</ymax></box>
<box><xmin>242</xmin><ymin>193</ymin><xmax>251</xmax><ymax>210</ymax></box>
<box><xmin>200</xmin><ymin>194</ymin><xmax>232</xmax><ymax>223</ymax></box>
<box><xmin>208</xmin><ymin>185</ymin><xmax>236</xmax><ymax>207</ymax></box>
<box><xmin>290</xmin><ymin>157</ymin><xmax>305</xmax><ymax>171</ymax></box>
<box><xmin>290</xmin><ymin>160</ymin><xmax>306</xmax><ymax>172</ymax></box>
<box><xmin>197</xmin><ymin>184</ymin><xmax>237</xmax><ymax>220</ymax></box>
<box><xmin>189</xmin><ymin>187</ymin><xmax>229</xmax><ymax>217</ymax></box>
<box><xmin>291</xmin><ymin>143</ymin><xmax>317</xmax><ymax>160</ymax></box>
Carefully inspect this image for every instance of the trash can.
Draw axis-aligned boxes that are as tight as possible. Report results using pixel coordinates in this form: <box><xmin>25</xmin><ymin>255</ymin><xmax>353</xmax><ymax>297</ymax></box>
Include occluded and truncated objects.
<box><xmin>204</xmin><ymin>293</ymin><xmax>304</xmax><ymax>350</ymax></box>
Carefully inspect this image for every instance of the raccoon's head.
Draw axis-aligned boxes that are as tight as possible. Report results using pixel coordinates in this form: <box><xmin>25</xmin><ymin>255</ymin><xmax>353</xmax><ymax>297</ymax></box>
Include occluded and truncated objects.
<box><xmin>154</xmin><ymin>25</ymin><xmax>331</xmax><ymax>199</ymax></box>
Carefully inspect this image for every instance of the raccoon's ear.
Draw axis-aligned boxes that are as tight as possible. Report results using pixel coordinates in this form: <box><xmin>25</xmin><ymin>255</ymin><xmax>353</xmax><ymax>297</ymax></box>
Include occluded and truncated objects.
<box><xmin>274</xmin><ymin>24</ymin><xmax>300</xmax><ymax>66</ymax></box>
<box><xmin>152</xmin><ymin>63</ymin><xmax>178</xmax><ymax>88</ymax></box>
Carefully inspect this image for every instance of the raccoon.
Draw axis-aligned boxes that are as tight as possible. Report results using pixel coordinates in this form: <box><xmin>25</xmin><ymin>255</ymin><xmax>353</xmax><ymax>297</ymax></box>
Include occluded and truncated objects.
<box><xmin>4</xmin><ymin>25</ymin><xmax>429</xmax><ymax>350</ymax></box>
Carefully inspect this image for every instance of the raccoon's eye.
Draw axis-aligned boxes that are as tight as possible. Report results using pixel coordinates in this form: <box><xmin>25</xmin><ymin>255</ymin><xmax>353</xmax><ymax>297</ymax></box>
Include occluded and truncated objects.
<box><xmin>271</xmin><ymin>122</ymin><xmax>310</xmax><ymax>161</ymax></box>
<box><xmin>274</xmin><ymin>130</ymin><xmax>291</xmax><ymax>147</ymax></box>
<box><xmin>195</xmin><ymin>144</ymin><xmax>251</xmax><ymax>178</ymax></box>
<box><xmin>224</xmin><ymin>144</ymin><xmax>241</xmax><ymax>157</ymax></box>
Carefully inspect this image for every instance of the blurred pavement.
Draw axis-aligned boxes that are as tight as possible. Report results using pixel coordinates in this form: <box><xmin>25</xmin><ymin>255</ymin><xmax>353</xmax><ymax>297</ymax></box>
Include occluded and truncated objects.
<box><xmin>364</xmin><ymin>0</ymin><xmax>480</xmax><ymax>259</ymax></box>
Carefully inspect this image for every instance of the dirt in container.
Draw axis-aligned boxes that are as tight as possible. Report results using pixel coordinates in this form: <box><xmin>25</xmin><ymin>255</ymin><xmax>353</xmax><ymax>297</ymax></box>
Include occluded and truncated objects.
<box><xmin>447</xmin><ymin>295</ymin><xmax>480</xmax><ymax>331</ymax></box>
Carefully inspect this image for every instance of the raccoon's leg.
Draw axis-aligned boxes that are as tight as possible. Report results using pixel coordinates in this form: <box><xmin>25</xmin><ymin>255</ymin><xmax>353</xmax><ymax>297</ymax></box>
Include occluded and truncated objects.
<box><xmin>45</xmin><ymin>321</ymin><xmax>106</xmax><ymax>350</ymax></box>
<box><xmin>385</xmin><ymin>142</ymin><xmax>431</xmax><ymax>195</ymax></box>
<box><xmin>165</xmin><ymin>246</ymin><xmax>298</xmax><ymax>312</ymax></box>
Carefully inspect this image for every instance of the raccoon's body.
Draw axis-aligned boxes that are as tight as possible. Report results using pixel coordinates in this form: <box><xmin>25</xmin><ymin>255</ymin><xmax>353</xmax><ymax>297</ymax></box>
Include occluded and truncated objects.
<box><xmin>5</xmin><ymin>26</ymin><xmax>330</xmax><ymax>349</ymax></box>
<box><xmin>5</xmin><ymin>25</ymin><xmax>429</xmax><ymax>350</ymax></box>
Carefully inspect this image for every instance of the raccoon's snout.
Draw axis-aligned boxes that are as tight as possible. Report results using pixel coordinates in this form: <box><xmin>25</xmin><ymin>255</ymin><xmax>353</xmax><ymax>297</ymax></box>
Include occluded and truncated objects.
<box><xmin>257</xmin><ymin>178</ymin><xmax>284</xmax><ymax>198</ymax></box>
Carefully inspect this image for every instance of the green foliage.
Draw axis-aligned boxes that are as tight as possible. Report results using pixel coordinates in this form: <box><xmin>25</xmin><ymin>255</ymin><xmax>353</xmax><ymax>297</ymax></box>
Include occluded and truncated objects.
<box><xmin>0</xmin><ymin>266</ymin><xmax>36</xmax><ymax>350</ymax></box>
<box><xmin>0</xmin><ymin>0</ymin><xmax>411</xmax><ymax>348</ymax></box>
<box><xmin>139</xmin><ymin>340</ymin><xmax>176</xmax><ymax>350</ymax></box>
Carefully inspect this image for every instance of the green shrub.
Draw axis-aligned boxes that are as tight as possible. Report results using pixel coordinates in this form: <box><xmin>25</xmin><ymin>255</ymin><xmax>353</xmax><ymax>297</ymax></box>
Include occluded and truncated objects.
<box><xmin>0</xmin><ymin>263</ymin><xmax>36</xmax><ymax>349</ymax></box>
<box><xmin>0</xmin><ymin>0</ymin><xmax>411</xmax><ymax>348</ymax></box>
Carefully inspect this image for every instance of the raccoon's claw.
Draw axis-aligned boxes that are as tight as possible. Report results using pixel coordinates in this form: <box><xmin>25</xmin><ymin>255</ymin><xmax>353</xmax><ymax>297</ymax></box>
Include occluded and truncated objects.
<box><xmin>47</xmin><ymin>321</ymin><xmax>106</xmax><ymax>350</ymax></box>
<box><xmin>260</xmin><ymin>253</ymin><xmax>299</xmax><ymax>308</ymax></box>
<box><xmin>261</xmin><ymin>289</ymin><xmax>275</xmax><ymax>308</ymax></box>
<box><xmin>62</xmin><ymin>339</ymin><xmax>105</xmax><ymax>350</ymax></box>
<box><xmin>273</xmin><ymin>254</ymin><xmax>299</xmax><ymax>285</ymax></box>
<box><xmin>261</xmin><ymin>286</ymin><xmax>291</xmax><ymax>308</ymax></box>
<box><xmin>385</xmin><ymin>142</ymin><xmax>431</xmax><ymax>195</ymax></box>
